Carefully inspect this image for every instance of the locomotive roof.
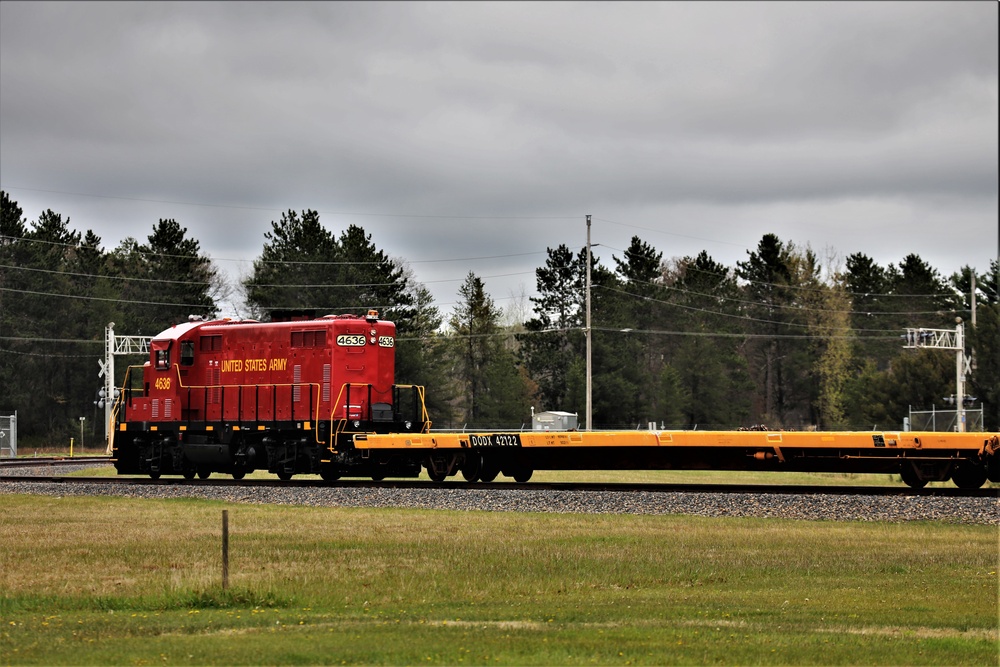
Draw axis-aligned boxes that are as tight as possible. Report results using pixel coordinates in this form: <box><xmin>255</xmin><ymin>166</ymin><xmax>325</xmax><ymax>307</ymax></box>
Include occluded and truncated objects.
<box><xmin>152</xmin><ymin>313</ymin><xmax>386</xmax><ymax>341</ymax></box>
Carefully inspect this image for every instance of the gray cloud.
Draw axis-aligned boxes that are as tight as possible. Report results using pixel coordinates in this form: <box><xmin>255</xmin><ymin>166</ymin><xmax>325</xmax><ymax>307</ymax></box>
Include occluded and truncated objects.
<box><xmin>2</xmin><ymin>1</ymin><xmax>996</xmax><ymax>314</ymax></box>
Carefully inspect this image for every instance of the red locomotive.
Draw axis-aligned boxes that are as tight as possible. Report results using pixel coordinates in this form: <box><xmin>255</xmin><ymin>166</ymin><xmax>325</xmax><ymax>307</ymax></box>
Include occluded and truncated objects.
<box><xmin>112</xmin><ymin>311</ymin><xmax>429</xmax><ymax>480</ymax></box>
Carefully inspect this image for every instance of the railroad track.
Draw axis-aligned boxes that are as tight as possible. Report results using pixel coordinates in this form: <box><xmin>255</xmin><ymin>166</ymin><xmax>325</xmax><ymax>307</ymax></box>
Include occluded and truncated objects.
<box><xmin>0</xmin><ymin>456</ymin><xmax>111</xmax><ymax>468</ymax></box>
<box><xmin>0</xmin><ymin>472</ymin><xmax>995</xmax><ymax>498</ymax></box>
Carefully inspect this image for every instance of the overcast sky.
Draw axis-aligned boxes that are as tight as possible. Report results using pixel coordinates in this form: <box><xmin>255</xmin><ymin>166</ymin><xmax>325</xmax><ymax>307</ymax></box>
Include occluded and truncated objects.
<box><xmin>1</xmin><ymin>1</ymin><xmax>997</xmax><ymax>318</ymax></box>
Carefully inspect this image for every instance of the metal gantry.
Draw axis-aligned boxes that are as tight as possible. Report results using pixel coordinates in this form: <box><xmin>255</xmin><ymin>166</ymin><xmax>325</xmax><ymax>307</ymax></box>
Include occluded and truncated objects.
<box><xmin>100</xmin><ymin>323</ymin><xmax>153</xmax><ymax>451</ymax></box>
<box><xmin>903</xmin><ymin>320</ymin><xmax>969</xmax><ymax>432</ymax></box>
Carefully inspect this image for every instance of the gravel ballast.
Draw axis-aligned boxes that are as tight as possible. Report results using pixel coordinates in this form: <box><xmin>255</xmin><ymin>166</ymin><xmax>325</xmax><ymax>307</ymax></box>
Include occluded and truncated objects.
<box><xmin>2</xmin><ymin>466</ymin><xmax>997</xmax><ymax>525</ymax></box>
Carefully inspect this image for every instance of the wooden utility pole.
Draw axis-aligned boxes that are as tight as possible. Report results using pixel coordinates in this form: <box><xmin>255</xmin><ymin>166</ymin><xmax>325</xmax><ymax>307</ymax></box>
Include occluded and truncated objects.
<box><xmin>585</xmin><ymin>215</ymin><xmax>592</xmax><ymax>431</ymax></box>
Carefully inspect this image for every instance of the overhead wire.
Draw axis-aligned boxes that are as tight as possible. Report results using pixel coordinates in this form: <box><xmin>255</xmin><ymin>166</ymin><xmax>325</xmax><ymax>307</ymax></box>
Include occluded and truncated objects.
<box><xmin>1</xmin><ymin>185</ymin><xmax>582</xmax><ymax>220</ymax></box>
<box><xmin>612</xmin><ymin>273</ymin><xmax>963</xmax><ymax>318</ymax></box>
<box><xmin>595</xmin><ymin>284</ymin><xmax>910</xmax><ymax>335</ymax></box>
<box><xmin>1</xmin><ymin>234</ymin><xmax>547</xmax><ymax>267</ymax></box>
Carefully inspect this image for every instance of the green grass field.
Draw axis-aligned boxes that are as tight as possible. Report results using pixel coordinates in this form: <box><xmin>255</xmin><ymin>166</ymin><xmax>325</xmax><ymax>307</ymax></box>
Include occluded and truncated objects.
<box><xmin>1</xmin><ymin>494</ymin><xmax>996</xmax><ymax>665</ymax></box>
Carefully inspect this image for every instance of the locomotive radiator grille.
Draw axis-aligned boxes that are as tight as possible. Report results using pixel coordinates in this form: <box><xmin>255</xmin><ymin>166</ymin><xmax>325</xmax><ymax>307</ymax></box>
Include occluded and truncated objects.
<box><xmin>322</xmin><ymin>364</ymin><xmax>331</xmax><ymax>403</ymax></box>
<box><xmin>210</xmin><ymin>367</ymin><xmax>221</xmax><ymax>404</ymax></box>
<box><xmin>293</xmin><ymin>365</ymin><xmax>302</xmax><ymax>402</ymax></box>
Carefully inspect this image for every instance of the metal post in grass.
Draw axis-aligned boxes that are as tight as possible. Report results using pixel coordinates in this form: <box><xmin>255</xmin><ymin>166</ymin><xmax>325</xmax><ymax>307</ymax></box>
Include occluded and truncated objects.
<box><xmin>222</xmin><ymin>510</ymin><xmax>229</xmax><ymax>590</ymax></box>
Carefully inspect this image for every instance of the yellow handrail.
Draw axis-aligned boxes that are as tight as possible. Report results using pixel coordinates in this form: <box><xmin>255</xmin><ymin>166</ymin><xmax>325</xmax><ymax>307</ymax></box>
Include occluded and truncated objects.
<box><xmin>112</xmin><ymin>365</ymin><xmax>431</xmax><ymax>450</ymax></box>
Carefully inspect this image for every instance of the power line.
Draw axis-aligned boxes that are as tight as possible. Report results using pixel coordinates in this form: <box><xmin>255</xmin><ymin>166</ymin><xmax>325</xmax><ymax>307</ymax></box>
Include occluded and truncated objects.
<box><xmin>595</xmin><ymin>284</ymin><xmax>899</xmax><ymax>334</ymax></box>
<box><xmin>0</xmin><ymin>346</ymin><xmax>99</xmax><ymax>358</ymax></box>
<box><xmin>1</xmin><ymin>234</ymin><xmax>546</xmax><ymax>267</ymax></box>
<box><xmin>0</xmin><ymin>286</ymin><xmax>215</xmax><ymax>309</ymax></box>
<box><xmin>1</xmin><ymin>263</ymin><xmax>213</xmax><ymax>286</ymax></box>
<box><xmin>615</xmin><ymin>274</ymin><xmax>962</xmax><ymax>318</ymax></box>
<box><xmin>1</xmin><ymin>336</ymin><xmax>102</xmax><ymax>344</ymax></box>
<box><xmin>1</xmin><ymin>185</ymin><xmax>580</xmax><ymax>220</ymax></box>
<box><xmin>593</xmin><ymin>216</ymin><xmax>750</xmax><ymax>249</ymax></box>
<box><xmin>590</xmin><ymin>325</ymin><xmax>899</xmax><ymax>341</ymax></box>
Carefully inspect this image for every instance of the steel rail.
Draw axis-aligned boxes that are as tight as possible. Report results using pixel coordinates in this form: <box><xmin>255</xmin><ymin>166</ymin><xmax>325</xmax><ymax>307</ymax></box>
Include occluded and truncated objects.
<box><xmin>0</xmin><ymin>456</ymin><xmax>112</xmax><ymax>468</ymax></box>
<box><xmin>0</xmin><ymin>474</ymin><xmax>995</xmax><ymax>498</ymax></box>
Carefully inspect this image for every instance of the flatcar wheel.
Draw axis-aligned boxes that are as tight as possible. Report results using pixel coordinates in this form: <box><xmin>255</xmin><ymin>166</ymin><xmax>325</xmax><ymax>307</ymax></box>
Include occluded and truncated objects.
<box><xmin>426</xmin><ymin>466</ymin><xmax>447</xmax><ymax>483</ymax></box>
<box><xmin>461</xmin><ymin>455</ymin><xmax>482</xmax><ymax>483</ymax></box>
<box><xmin>149</xmin><ymin>471</ymin><xmax>161</xmax><ymax>480</ymax></box>
<box><xmin>182</xmin><ymin>469</ymin><xmax>196</xmax><ymax>480</ymax></box>
<box><xmin>277</xmin><ymin>471</ymin><xmax>293</xmax><ymax>481</ymax></box>
<box><xmin>197</xmin><ymin>470</ymin><xmax>211</xmax><ymax>480</ymax></box>
<box><xmin>320</xmin><ymin>469</ymin><xmax>341</xmax><ymax>482</ymax></box>
<box><xmin>231</xmin><ymin>471</ymin><xmax>245</xmax><ymax>480</ymax></box>
<box><xmin>479</xmin><ymin>459</ymin><xmax>501</xmax><ymax>483</ymax></box>
<box><xmin>951</xmin><ymin>462</ymin><xmax>988</xmax><ymax>490</ymax></box>
<box><xmin>899</xmin><ymin>462</ymin><xmax>927</xmax><ymax>489</ymax></box>
<box><xmin>512</xmin><ymin>468</ymin><xmax>533</xmax><ymax>484</ymax></box>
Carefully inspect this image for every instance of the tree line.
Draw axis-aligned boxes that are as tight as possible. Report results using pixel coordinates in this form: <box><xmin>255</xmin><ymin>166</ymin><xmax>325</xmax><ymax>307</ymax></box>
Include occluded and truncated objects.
<box><xmin>1</xmin><ymin>191</ymin><xmax>997</xmax><ymax>445</ymax></box>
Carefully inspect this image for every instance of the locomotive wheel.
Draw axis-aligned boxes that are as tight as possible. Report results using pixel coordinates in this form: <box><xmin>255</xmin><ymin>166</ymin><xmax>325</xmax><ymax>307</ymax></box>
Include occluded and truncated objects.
<box><xmin>182</xmin><ymin>469</ymin><xmax>196</xmax><ymax>480</ymax></box>
<box><xmin>277</xmin><ymin>471</ymin><xmax>293</xmax><ymax>481</ymax></box>
<box><xmin>899</xmin><ymin>461</ymin><xmax>927</xmax><ymax>489</ymax></box>
<box><xmin>231</xmin><ymin>471</ymin><xmax>245</xmax><ymax>480</ymax></box>
<box><xmin>320</xmin><ymin>469</ymin><xmax>341</xmax><ymax>481</ymax></box>
<box><xmin>149</xmin><ymin>471</ymin><xmax>161</xmax><ymax>480</ymax></box>
<box><xmin>198</xmin><ymin>470</ymin><xmax>211</xmax><ymax>480</ymax></box>
<box><xmin>951</xmin><ymin>462</ymin><xmax>988</xmax><ymax>489</ymax></box>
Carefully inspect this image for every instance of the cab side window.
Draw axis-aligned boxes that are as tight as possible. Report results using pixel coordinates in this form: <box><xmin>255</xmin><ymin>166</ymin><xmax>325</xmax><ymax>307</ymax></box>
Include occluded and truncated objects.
<box><xmin>180</xmin><ymin>340</ymin><xmax>195</xmax><ymax>366</ymax></box>
<box><xmin>155</xmin><ymin>349</ymin><xmax>170</xmax><ymax>370</ymax></box>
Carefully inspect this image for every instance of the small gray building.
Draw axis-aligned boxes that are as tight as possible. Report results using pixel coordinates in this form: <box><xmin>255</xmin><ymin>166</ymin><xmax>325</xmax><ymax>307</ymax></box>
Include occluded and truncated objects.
<box><xmin>532</xmin><ymin>410</ymin><xmax>578</xmax><ymax>432</ymax></box>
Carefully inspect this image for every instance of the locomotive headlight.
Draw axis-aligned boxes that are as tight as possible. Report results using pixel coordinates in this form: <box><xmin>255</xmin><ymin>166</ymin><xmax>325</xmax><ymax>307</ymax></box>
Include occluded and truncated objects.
<box><xmin>405</xmin><ymin>421</ymin><xmax>413</xmax><ymax>430</ymax></box>
<box><xmin>370</xmin><ymin>329</ymin><xmax>376</xmax><ymax>337</ymax></box>
<box><xmin>353</xmin><ymin>420</ymin><xmax>361</xmax><ymax>428</ymax></box>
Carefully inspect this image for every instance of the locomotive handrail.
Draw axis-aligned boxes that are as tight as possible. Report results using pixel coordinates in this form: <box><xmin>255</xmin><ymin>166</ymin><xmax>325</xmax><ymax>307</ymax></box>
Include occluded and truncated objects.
<box><xmin>390</xmin><ymin>384</ymin><xmax>432</xmax><ymax>431</ymax></box>
<box><xmin>108</xmin><ymin>364</ymin><xmax>145</xmax><ymax>455</ymax></box>
<box><xmin>327</xmin><ymin>382</ymin><xmax>431</xmax><ymax>450</ymax></box>
<box><xmin>111</xmin><ymin>363</ymin><xmax>420</xmax><ymax>448</ymax></box>
<box><xmin>328</xmin><ymin>382</ymin><xmax>391</xmax><ymax>447</ymax></box>
<box><xmin>163</xmin><ymin>363</ymin><xmax>325</xmax><ymax>432</ymax></box>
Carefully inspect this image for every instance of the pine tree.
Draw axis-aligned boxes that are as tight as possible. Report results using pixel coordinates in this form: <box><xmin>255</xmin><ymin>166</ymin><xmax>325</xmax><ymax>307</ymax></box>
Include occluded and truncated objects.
<box><xmin>519</xmin><ymin>244</ymin><xmax>586</xmax><ymax>412</ymax></box>
<box><xmin>667</xmin><ymin>251</ymin><xmax>752</xmax><ymax>428</ymax></box>
<box><xmin>449</xmin><ymin>272</ymin><xmax>532</xmax><ymax>427</ymax></box>
<box><xmin>736</xmin><ymin>234</ymin><xmax>797</xmax><ymax>426</ymax></box>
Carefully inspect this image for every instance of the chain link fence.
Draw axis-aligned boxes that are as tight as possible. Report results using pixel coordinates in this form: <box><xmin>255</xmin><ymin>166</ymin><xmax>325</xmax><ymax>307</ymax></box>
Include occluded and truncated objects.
<box><xmin>0</xmin><ymin>412</ymin><xmax>16</xmax><ymax>457</ymax></box>
<box><xmin>907</xmin><ymin>406</ymin><xmax>984</xmax><ymax>432</ymax></box>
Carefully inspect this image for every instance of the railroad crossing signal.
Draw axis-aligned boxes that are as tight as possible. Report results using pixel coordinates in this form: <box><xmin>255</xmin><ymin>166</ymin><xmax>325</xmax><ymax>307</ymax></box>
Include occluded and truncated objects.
<box><xmin>902</xmin><ymin>321</ymin><xmax>968</xmax><ymax>432</ymax></box>
<box><xmin>101</xmin><ymin>323</ymin><xmax>153</xmax><ymax>452</ymax></box>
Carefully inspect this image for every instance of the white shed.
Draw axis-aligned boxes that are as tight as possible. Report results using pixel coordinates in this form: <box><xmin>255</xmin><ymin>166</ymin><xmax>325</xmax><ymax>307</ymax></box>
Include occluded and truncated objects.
<box><xmin>532</xmin><ymin>410</ymin><xmax>578</xmax><ymax>431</ymax></box>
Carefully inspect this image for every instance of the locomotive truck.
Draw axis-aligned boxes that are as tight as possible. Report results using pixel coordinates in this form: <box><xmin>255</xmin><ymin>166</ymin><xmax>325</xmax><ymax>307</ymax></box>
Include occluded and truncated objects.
<box><xmin>111</xmin><ymin>311</ymin><xmax>1000</xmax><ymax>488</ymax></box>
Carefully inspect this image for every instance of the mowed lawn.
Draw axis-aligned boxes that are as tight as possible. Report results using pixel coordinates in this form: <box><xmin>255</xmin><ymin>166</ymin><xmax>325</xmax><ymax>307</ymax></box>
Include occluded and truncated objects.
<box><xmin>0</xmin><ymin>494</ymin><xmax>996</xmax><ymax>665</ymax></box>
